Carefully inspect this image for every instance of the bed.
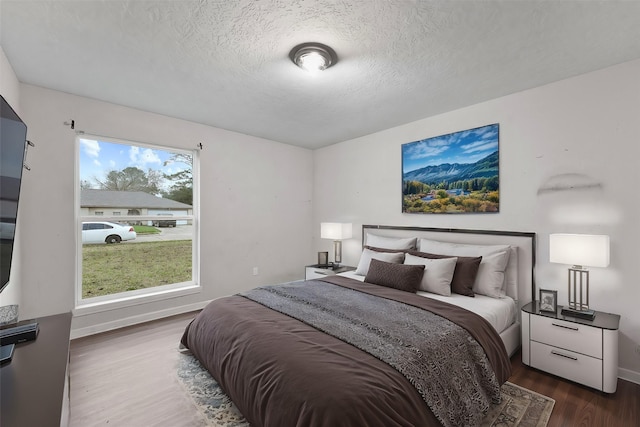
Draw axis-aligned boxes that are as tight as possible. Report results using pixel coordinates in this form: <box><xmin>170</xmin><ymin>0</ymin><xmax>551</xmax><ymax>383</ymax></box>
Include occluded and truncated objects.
<box><xmin>181</xmin><ymin>226</ymin><xmax>536</xmax><ymax>427</ymax></box>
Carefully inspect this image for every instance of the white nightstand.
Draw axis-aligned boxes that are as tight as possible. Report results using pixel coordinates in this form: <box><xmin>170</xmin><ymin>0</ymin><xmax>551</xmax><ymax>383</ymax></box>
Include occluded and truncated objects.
<box><xmin>305</xmin><ymin>264</ymin><xmax>356</xmax><ymax>280</ymax></box>
<box><xmin>521</xmin><ymin>301</ymin><xmax>620</xmax><ymax>393</ymax></box>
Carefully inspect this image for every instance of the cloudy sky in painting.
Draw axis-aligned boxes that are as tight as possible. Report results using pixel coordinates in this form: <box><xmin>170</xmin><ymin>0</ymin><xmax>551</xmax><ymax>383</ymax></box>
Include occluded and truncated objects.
<box><xmin>402</xmin><ymin>124</ymin><xmax>499</xmax><ymax>173</ymax></box>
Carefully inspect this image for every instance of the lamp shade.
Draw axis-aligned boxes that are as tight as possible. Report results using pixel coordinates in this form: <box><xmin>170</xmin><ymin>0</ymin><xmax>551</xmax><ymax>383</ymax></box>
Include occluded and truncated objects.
<box><xmin>320</xmin><ymin>223</ymin><xmax>353</xmax><ymax>240</ymax></box>
<box><xmin>549</xmin><ymin>234</ymin><xmax>610</xmax><ymax>268</ymax></box>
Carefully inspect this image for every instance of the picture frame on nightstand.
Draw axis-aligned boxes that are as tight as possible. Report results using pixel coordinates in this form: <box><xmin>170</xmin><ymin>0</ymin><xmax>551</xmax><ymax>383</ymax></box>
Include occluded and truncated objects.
<box><xmin>539</xmin><ymin>289</ymin><xmax>557</xmax><ymax>313</ymax></box>
<box><xmin>317</xmin><ymin>251</ymin><xmax>329</xmax><ymax>267</ymax></box>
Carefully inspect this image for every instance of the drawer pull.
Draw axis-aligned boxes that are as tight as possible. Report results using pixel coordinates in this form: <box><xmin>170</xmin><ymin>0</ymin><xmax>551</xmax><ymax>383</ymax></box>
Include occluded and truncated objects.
<box><xmin>551</xmin><ymin>350</ymin><xmax>578</xmax><ymax>361</ymax></box>
<box><xmin>313</xmin><ymin>270</ymin><xmax>329</xmax><ymax>275</ymax></box>
<box><xmin>551</xmin><ymin>322</ymin><xmax>579</xmax><ymax>331</ymax></box>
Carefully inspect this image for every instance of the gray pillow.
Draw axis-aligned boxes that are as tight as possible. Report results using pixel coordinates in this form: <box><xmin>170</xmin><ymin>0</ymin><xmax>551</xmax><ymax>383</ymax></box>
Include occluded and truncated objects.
<box><xmin>364</xmin><ymin>259</ymin><xmax>424</xmax><ymax>293</ymax></box>
<box><xmin>355</xmin><ymin>248</ymin><xmax>405</xmax><ymax>276</ymax></box>
<box><xmin>365</xmin><ymin>234</ymin><xmax>417</xmax><ymax>250</ymax></box>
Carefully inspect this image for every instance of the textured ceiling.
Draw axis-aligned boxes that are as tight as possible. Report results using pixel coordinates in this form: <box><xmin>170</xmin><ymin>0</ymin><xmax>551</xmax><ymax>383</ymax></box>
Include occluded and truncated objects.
<box><xmin>2</xmin><ymin>1</ymin><xmax>640</xmax><ymax>149</ymax></box>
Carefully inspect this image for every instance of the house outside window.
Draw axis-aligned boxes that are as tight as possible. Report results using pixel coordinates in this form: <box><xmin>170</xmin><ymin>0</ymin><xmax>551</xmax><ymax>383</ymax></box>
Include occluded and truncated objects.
<box><xmin>77</xmin><ymin>135</ymin><xmax>198</xmax><ymax>308</ymax></box>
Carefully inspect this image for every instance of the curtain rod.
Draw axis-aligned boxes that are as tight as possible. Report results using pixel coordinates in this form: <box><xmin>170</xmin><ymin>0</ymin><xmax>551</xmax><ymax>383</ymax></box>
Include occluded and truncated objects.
<box><xmin>62</xmin><ymin>119</ymin><xmax>203</xmax><ymax>150</ymax></box>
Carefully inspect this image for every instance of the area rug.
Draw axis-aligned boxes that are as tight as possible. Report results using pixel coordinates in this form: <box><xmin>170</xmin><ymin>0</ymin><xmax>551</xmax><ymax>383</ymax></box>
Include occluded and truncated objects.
<box><xmin>177</xmin><ymin>353</ymin><xmax>554</xmax><ymax>427</ymax></box>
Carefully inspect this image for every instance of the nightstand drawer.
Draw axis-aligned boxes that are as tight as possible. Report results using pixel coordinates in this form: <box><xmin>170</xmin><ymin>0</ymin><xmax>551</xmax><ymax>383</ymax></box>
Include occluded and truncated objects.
<box><xmin>306</xmin><ymin>267</ymin><xmax>333</xmax><ymax>280</ymax></box>
<box><xmin>531</xmin><ymin>341</ymin><xmax>602</xmax><ymax>390</ymax></box>
<box><xmin>531</xmin><ymin>315</ymin><xmax>602</xmax><ymax>358</ymax></box>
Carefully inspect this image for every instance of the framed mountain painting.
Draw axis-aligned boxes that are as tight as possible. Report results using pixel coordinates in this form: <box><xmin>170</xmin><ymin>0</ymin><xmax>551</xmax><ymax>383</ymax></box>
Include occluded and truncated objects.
<box><xmin>402</xmin><ymin>124</ymin><xmax>499</xmax><ymax>214</ymax></box>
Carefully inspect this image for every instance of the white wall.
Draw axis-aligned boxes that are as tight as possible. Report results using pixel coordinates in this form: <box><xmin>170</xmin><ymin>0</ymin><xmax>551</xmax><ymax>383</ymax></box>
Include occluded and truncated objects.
<box><xmin>314</xmin><ymin>59</ymin><xmax>640</xmax><ymax>382</ymax></box>
<box><xmin>0</xmin><ymin>46</ymin><xmax>22</xmax><ymax>310</ymax></box>
<box><xmin>0</xmin><ymin>46</ymin><xmax>20</xmax><ymax>111</ymax></box>
<box><xmin>17</xmin><ymin>84</ymin><xmax>314</xmax><ymax>333</ymax></box>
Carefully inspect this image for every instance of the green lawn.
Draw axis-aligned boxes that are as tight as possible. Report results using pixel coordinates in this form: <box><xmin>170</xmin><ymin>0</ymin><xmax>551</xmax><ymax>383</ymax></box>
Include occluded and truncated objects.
<box><xmin>132</xmin><ymin>225</ymin><xmax>161</xmax><ymax>234</ymax></box>
<box><xmin>82</xmin><ymin>240</ymin><xmax>192</xmax><ymax>298</ymax></box>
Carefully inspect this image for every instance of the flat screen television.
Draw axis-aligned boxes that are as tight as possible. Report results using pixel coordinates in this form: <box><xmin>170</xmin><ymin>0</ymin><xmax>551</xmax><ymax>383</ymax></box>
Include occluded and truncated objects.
<box><xmin>0</xmin><ymin>95</ymin><xmax>28</xmax><ymax>294</ymax></box>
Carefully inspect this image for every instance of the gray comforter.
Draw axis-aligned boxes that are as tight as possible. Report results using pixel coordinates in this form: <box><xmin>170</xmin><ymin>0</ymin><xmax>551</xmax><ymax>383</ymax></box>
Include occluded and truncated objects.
<box><xmin>242</xmin><ymin>278</ymin><xmax>503</xmax><ymax>427</ymax></box>
<box><xmin>181</xmin><ymin>275</ymin><xmax>511</xmax><ymax>427</ymax></box>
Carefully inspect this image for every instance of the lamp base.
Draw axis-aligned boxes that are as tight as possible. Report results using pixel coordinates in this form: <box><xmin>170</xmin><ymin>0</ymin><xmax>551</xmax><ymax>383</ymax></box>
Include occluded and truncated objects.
<box><xmin>560</xmin><ymin>307</ymin><xmax>596</xmax><ymax>320</ymax></box>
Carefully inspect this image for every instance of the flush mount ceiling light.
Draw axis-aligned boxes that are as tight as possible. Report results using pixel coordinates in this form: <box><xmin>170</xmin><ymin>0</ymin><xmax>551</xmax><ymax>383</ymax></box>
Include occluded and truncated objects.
<box><xmin>289</xmin><ymin>42</ymin><xmax>338</xmax><ymax>73</ymax></box>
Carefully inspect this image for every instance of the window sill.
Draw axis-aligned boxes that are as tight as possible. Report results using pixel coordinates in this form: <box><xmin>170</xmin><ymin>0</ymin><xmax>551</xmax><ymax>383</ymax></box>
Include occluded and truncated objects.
<box><xmin>73</xmin><ymin>283</ymin><xmax>202</xmax><ymax>317</ymax></box>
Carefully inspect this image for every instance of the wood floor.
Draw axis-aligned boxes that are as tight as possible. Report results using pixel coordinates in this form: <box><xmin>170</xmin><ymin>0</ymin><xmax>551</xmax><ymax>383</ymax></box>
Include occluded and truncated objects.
<box><xmin>509</xmin><ymin>352</ymin><xmax>640</xmax><ymax>427</ymax></box>
<box><xmin>69</xmin><ymin>312</ymin><xmax>640</xmax><ymax>427</ymax></box>
<box><xmin>69</xmin><ymin>312</ymin><xmax>207</xmax><ymax>427</ymax></box>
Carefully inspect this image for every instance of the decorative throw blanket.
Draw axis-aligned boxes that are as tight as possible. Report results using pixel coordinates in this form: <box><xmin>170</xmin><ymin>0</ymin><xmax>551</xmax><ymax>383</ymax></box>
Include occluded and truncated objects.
<box><xmin>242</xmin><ymin>279</ymin><xmax>502</xmax><ymax>427</ymax></box>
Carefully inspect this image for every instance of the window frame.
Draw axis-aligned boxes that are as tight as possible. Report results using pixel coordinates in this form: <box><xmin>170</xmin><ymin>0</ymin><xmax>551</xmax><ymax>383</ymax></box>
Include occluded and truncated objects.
<box><xmin>74</xmin><ymin>134</ymin><xmax>200</xmax><ymax>312</ymax></box>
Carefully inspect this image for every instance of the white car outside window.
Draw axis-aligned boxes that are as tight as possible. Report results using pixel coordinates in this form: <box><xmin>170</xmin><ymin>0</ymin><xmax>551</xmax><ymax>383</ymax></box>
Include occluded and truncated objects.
<box><xmin>82</xmin><ymin>221</ymin><xmax>137</xmax><ymax>244</ymax></box>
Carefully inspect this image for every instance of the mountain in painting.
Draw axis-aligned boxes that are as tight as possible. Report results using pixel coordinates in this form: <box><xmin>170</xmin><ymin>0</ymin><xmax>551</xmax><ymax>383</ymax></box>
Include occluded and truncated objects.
<box><xmin>403</xmin><ymin>151</ymin><xmax>498</xmax><ymax>185</ymax></box>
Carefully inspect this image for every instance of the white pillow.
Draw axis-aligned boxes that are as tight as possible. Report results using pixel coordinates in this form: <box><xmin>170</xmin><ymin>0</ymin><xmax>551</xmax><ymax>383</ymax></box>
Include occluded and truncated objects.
<box><xmin>366</xmin><ymin>234</ymin><xmax>417</xmax><ymax>250</ymax></box>
<box><xmin>472</xmin><ymin>251</ymin><xmax>510</xmax><ymax>298</ymax></box>
<box><xmin>417</xmin><ymin>238</ymin><xmax>516</xmax><ymax>296</ymax></box>
<box><xmin>354</xmin><ymin>248</ymin><xmax>405</xmax><ymax>276</ymax></box>
<box><xmin>404</xmin><ymin>253</ymin><xmax>457</xmax><ymax>296</ymax></box>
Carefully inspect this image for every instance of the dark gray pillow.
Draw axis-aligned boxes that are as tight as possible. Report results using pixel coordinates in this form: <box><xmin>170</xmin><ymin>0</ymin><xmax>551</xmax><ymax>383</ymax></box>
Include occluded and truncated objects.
<box><xmin>407</xmin><ymin>250</ymin><xmax>481</xmax><ymax>297</ymax></box>
<box><xmin>364</xmin><ymin>259</ymin><xmax>424</xmax><ymax>293</ymax></box>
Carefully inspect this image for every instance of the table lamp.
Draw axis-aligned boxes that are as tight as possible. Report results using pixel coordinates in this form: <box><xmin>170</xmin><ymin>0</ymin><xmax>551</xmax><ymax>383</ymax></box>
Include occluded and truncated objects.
<box><xmin>549</xmin><ymin>233</ymin><xmax>609</xmax><ymax>320</ymax></box>
<box><xmin>320</xmin><ymin>223</ymin><xmax>352</xmax><ymax>267</ymax></box>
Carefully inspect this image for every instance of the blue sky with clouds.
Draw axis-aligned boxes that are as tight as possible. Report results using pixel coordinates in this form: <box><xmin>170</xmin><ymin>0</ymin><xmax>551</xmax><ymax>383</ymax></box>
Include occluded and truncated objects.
<box><xmin>402</xmin><ymin>123</ymin><xmax>499</xmax><ymax>173</ymax></box>
<box><xmin>79</xmin><ymin>138</ymin><xmax>190</xmax><ymax>188</ymax></box>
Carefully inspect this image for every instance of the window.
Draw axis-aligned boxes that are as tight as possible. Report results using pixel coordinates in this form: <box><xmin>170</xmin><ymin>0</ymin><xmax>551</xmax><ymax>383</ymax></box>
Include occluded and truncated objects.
<box><xmin>77</xmin><ymin>135</ymin><xmax>198</xmax><ymax>308</ymax></box>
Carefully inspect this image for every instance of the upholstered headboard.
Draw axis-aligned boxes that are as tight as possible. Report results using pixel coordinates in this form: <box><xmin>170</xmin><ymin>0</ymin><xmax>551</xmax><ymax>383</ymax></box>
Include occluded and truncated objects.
<box><xmin>362</xmin><ymin>225</ymin><xmax>536</xmax><ymax>309</ymax></box>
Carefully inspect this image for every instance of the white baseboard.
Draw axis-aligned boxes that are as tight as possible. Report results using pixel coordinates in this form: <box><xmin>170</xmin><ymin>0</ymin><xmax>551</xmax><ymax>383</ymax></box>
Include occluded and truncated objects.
<box><xmin>70</xmin><ymin>300</ymin><xmax>212</xmax><ymax>340</ymax></box>
<box><xmin>618</xmin><ymin>367</ymin><xmax>640</xmax><ymax>386</ymax></box>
